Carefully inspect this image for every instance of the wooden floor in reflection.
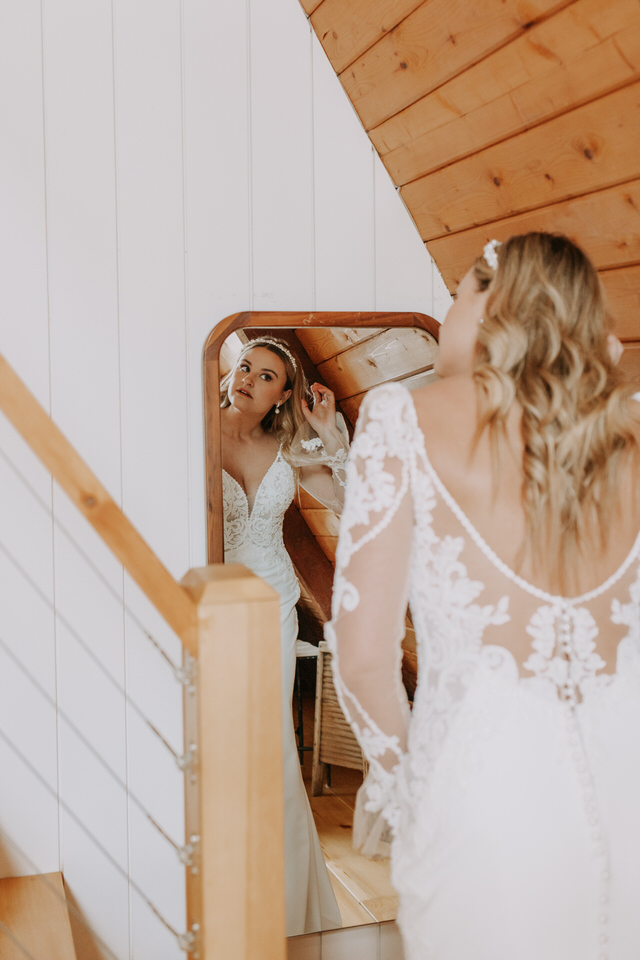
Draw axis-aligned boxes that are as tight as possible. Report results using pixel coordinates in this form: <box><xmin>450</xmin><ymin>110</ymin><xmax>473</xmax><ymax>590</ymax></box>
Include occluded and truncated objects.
<box><xmin>298</xmin><ymin>686</ymin><xmax>399</xmax><ymax>927</ymax></box>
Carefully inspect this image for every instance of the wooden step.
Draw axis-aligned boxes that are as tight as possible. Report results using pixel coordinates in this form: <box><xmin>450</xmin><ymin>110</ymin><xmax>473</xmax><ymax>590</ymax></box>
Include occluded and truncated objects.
<box><xmin>0</xmin><ymin>872</ymin><xmax>77</xmax><ymax>960</ymax></box>
<box><xmin>287</xmin><ymin>918</ymin><xmax>404</xmax><ymax>960</ymax></box>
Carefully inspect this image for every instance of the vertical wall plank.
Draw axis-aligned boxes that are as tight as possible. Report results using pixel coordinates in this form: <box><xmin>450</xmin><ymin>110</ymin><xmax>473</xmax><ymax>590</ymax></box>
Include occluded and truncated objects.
<box><xmin>312</xmin><ymin>30</ymin><xmax>375</xmax><ymax>310</ymax></box>
<box><xmin>112</xmin><ymin>0</ymin><xmax>190</xmax><ymax>575</ymax></box>
<box><xmin>373</xmin><ymin>153</ymin><xmax>434</xmax><ymax>314</ymax></box>
<box><xmin>0</xmin><ymin>1</ymin><xmax>60</xmax><ymax>881</ymax></box>
<box><xmin>112</xmin><ymin>3</ymin><xmax>190</xmax><ymax>954</ymax></box>
<box><xmin>39</xmin><ymin>1</ymin><xmax>130</xmax><ymax>952</ymax></box>
<box><xmin>0</xmin><ymin>0</ymin><xmax>50</xmax><ymax>410</ymax></box>
<box><xmin>60</xmin><ymin>817</ymin><xmax>131</xmax><ymax>959</ymax></box>
<box><xmin>249</xmin><ymin>0</ymin><xmax>315</xmax><ymax>309</ymax></box>
<box><xmin>0</xmin><ymin>742</ymin><xmax>60</xmax><ymax>878</ymax></box>
<box><xmin>41</xmin><ymin>0</ymin><xmax>121</xmax><ymax>490</ymax></box>
<box><xmin>182</xmin><ymin>0</ymin><xmax>252</xmax><ymax>568</ymax></box>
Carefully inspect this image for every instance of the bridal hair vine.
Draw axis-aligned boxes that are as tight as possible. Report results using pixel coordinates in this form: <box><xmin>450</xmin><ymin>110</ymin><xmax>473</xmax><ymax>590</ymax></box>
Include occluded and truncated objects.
<box><xmin>483</xmin><ymin>239</ymin><xmax>501</xmax><ymax>271</ymax></box>
<box><xmin>252</xmin><ymin>337</ymin><xmax>297</xmax><ymax>372</ymax></box>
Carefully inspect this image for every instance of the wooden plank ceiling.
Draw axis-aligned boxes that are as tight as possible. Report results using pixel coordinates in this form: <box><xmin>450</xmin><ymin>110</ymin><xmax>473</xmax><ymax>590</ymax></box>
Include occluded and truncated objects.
<box><xmin>302</xmin><ymin>0</ymin><xmax>640</xmax><ymax>380</ymax></box>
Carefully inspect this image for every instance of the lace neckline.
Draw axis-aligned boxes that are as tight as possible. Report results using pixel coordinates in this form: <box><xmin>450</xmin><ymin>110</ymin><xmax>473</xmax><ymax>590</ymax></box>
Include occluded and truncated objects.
<box><xmin>402</xmin><ymin>388</ymin><xmax>640</xmax><ymax>605</ymax></box>
<box><xmin>223</xmin><ymin>447</ymin><xmax>283</xmax><ymax>518</ymax></box>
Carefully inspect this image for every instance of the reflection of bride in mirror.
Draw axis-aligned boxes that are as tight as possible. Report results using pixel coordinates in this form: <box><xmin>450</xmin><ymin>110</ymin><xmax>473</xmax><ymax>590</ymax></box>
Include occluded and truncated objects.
<box><xmin>220</xmin><ymin>336</ymin><xmax>346</xmax><ymax>935</ymax></box>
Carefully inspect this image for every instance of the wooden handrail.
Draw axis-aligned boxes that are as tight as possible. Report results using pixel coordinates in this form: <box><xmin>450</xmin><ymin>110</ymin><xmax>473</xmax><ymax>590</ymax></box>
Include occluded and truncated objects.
<box><xmin>0</xmin><ymin>354</ymin><xmax>198</xmax><ymax>656</ymax></box>
<box><xmin>0</xmin><ymin>353</ymin><xmax>288</xmax><ymax>958</ymax></box>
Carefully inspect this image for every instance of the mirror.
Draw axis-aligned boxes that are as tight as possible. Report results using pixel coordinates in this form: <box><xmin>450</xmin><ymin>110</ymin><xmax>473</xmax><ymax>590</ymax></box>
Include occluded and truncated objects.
<box><xmin>203</xmin><ymin>313</ymin><xmax>439</xmax><ymax>935</ymax></box>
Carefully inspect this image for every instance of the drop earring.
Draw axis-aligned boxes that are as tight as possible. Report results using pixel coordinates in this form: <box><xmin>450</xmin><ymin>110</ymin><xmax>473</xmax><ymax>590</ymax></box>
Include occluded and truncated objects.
<box><xmin>275</xmin><ymin>402</ymin><xmax>280</xmax><ymax>414</ymax></box>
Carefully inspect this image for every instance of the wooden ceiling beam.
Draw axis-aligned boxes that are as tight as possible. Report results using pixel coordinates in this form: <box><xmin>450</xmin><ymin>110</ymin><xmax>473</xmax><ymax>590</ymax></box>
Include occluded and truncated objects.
<box><xmin>305</xmin><ymin>0</ymin><xmax>640</xmax><ymax>353</ymax></box>
<box><xmin>339</xmin><ymin>367</ymin><xmax>439</xmax><ymax>425</ymax></box>
<box><xmin>315</xmin><ymin>328</ymin><xmax>438</xmax><ymax>401</ymax></box>
<box><xmin>299</xmin><ymin>0</ymin><xmax>323</xmax><ymax>16</ymax></box>
<box><xmin>618</xmin><ymin>342</ymin><xmax>640</xmax><ymax>384</ymax></box>
<box><xmin>403</xmin><ymin>80</ymin><xmax>640</xmax><ymax>240</ymax></box>
<box><xmin>600</xmin><ymin>265</ymin><xmax>640</xmax><ymax>339</ymax></box>
<box><xmin>370</xmin><ymin>0</ymin><xmax>639</xmax><ymax>157</ymax></box>
<box><xmin>296</xmin><ymin>326</ymin><xmax>387</xmax><ymax>364</ymax></box>
<box><xmin>310</xmin><ymin>0</ymin><xmax>425</xmax><ymax>75</ymax></box>
<box><xmin>373</xmin><ymin>2</ymin><xmax>640</xmax><ymax>184</ymax></box>
<box><xmin>340</xmin><ymin>0</ymin><xmax>573</xmax><ymax>131</ymax></box>
<box><xmin>427</xmin><ymin>180</ymin><xmax>640</xmax><ymax>288</ymax></box>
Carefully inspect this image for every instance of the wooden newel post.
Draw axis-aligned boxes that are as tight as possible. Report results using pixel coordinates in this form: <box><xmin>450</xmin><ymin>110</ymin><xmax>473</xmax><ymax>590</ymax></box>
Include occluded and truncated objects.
<box><xmin>181</xmin><ymin>564</ymin><xmax>286</xmax><ymax>960</ymax></box>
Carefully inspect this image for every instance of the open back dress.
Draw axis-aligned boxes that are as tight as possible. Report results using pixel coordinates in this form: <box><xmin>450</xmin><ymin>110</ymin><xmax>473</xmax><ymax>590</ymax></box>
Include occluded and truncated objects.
<box><xmin>327</xmin><ymin>383</ymin><xmax>640</xmax><ymax>960</ymax></box>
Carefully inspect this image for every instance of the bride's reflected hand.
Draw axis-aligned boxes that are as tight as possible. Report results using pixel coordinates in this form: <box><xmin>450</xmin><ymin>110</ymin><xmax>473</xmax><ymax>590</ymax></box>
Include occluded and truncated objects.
<box><xmin>301</xmin><ymin>383</ymin><xmax>343</xmax><ymax>454</ymax></box>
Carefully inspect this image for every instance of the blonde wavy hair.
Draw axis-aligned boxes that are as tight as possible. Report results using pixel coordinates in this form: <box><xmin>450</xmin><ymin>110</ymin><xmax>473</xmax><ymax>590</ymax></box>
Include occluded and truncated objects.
<box><xmin>472</xmin><ymin>232</ymin><xmax>638</xmax><ymax>591</ymax></box>
<box><xmin>220</xmin><ymin>337</ymin><xmax>309</xmax><ymax>462</ymax></box>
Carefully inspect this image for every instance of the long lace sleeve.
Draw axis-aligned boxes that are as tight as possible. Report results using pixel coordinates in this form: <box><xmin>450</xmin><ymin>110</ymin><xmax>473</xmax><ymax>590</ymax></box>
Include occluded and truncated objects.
<box><xmin>287</xmin><ymin>413</ymin><xmax>349</xmax><ymax>513</ymax></box>
<box><xmin>325</xmin><ymin>385</ymin><xmax>414</xmax><ymax>854</ymax></box>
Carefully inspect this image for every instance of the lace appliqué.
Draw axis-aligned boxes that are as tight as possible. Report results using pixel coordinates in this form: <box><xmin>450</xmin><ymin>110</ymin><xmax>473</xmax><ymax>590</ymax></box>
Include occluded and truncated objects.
<box><xmin>327</xmin><ymin>388</ymin><xmax>417</xmax><ymax>847</ymax></box>
<box><xmin>300</xmin><ymin>437</ymin><xmax>323</xmax><ymax>452</ymax></box>
<box><xmin>523</xmin><ymin>602</ymin><xmax>607</xmax><ymax>699</ymax></box>
<box><xmin>611</xmin><ymin>560</ymin><xmax>640</xmax><ymax>644</ymax></box>
<box><xmin>287</xmin><ymin>415</ymin><xmax>350</xmax><ymax>509</ymax></box>
<box><xmin>222</xmin><ymin>452</ymin><xmax>296</xmax><ymax>582</ymax></box>
<box><xmin>407</xmin><ymin>507</ymin><xmax>511</xmax><ymax>798</ymax></box>
<box><xmin>328</xmin><ymin>380</ymin><xmax>640</xmax><ymax>958</ymax></box>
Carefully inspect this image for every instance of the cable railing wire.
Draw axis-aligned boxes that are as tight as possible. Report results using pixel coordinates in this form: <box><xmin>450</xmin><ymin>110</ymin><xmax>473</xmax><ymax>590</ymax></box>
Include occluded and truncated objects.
<box><xmin>0</xmin><ymin>728</ymin><xmax>192</xmax><ymax>951</ymax></box>
<box><xmin>0</xmin><ymin>825</ymin><xmax>129</xmax><ymax>960</ymax></box>
<box><xmin>0</xmin><ymin>633</ymin><xmax>190</xmax><ymax>857</ymax></box>
<box><xmin>0</xmin><ymin>539</ymin><xmax>189</xmax><ymax>767</ymax></box>
<box><xmin>0</xmin><ymin>446</ymin><xmax>185</xmax><ymax>680</ymax></box>
<box><xmin>0</xmin><ymin>448</ymin><xmax>199</xmax><ymax>955</ymax></box>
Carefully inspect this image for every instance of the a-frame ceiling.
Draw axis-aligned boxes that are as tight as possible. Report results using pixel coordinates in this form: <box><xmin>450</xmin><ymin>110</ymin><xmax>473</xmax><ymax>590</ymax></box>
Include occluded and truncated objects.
<box><xmin>301</xmin><ymin>0</ymin><xmax>640</xmax><ymax>378</ymax></box>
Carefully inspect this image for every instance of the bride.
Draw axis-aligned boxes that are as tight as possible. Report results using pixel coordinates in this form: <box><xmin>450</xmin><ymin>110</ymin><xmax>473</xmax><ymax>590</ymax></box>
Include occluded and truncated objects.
<box><xmin>220</xmin><ymin>336</ymin><xmax>345</xmax><ymax>936</ymax></box>
<box><xmin>328</xmin><ymin>233</ymin><xmax>640</xmax><ymax>958</ymax></box>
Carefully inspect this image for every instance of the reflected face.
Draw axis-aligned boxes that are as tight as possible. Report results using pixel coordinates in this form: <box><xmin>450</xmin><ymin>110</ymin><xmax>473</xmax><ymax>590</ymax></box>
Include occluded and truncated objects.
<box><xmin>435</xmin><ymin>268</ymin><xmax>489</xmax><ymax>378</ymax></box>
<box><xmin>227</xmin><ymin>346</ymin><xmax>291</xmax><ymax>417</ymax></box>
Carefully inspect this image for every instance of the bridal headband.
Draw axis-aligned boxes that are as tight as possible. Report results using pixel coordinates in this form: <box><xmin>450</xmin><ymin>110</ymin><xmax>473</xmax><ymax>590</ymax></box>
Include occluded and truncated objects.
<box><xmin>250</xmin><ymin>337</ymin><xmax>297</xmax><ymax>372</ymax></box>
<box><xmin>483</xmin><ymin>239</ymin><xmax>501</xmax><ymax>270</ymax></box>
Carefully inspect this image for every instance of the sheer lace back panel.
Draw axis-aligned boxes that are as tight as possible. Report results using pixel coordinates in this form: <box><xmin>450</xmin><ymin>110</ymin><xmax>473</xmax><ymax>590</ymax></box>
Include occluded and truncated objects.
<box><xmin>327</xmin><ymin>383</ymin><xmax>640</xmax><ymax>853</ymax></box>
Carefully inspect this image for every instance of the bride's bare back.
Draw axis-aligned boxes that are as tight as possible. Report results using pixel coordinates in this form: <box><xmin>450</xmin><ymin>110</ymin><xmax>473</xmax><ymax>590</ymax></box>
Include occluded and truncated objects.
<box><xmin>414</xmin><ymin>374</ymin><xmax>640</xmax><ymax>597</ymax></box>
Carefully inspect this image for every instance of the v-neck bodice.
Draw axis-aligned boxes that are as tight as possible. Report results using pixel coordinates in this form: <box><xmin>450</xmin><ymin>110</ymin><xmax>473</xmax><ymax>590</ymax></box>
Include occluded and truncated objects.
<box><xmin>222</xmin><ymin>451</ymin><xmax>299</xmax><ymax>601</ymax></box>
<box><xmin>223</xmin><ymin>449</ymin><xmax>284</xmax><ymax>519</ymax></box>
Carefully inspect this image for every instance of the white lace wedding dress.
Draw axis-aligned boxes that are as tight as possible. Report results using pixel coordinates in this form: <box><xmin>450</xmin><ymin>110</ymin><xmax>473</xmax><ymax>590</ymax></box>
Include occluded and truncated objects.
<box><xmin>223</xmin><ymin>450</ymin><xmax>342</xmax><ymax>937</ymax></box>
<box><xmin>327</xmin><ymin>384</ymin><xmax>640</xmax><ymax>960</ymax></box>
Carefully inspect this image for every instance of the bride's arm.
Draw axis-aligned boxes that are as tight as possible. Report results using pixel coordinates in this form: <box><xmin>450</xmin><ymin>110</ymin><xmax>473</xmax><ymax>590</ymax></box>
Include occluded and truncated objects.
<box><xmin>325</xmin><ymin>385</ymin><xmax>414</xmax><ymax>851</ymax></box>
<box><xmin>288</xmin><ymin>383</ymin><xmax>349</xmax><ymax>513</ymax></box>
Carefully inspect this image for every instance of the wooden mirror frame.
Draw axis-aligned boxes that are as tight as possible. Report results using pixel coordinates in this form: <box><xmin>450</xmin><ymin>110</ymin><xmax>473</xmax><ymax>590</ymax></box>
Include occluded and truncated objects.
<box><xmin>203</xmin><ymin>310</ymin><xmax>440</xmax><ymax>564</ymax></box>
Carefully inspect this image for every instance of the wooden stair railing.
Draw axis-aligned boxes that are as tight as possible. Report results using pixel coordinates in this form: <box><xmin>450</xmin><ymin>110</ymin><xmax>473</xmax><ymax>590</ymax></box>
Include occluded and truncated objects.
<box><xmin>0</xmin><ymin>355</ymin><xmax>197</xmax><ymax>656</ymax></box>
<box><xmin>0</xmin><ymin>354</ymin><xmax>285</xmax><ymax>960</ymax></box>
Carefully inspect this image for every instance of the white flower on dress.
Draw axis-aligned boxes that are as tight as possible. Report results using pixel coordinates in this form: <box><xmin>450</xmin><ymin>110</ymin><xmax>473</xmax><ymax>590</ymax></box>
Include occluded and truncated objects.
<box><xmin>524</xmin><ymin>603</ymin><xmax>605</xmax><ymax>694</ymax></box>
<box><xmin>300</xmin><ymin>437</ymin><xmax>324</xmax><ymax>451</ymax></box>
<box><xmin>611</xmin><ymin>562</ymin><xmax>640</xmax><ymax>645</ymax></box>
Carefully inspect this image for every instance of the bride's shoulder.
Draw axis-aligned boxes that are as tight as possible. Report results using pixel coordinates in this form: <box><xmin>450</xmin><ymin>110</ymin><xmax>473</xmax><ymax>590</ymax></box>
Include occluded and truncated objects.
<box><xmin>411</xmin><ymin>375</ymin><xmax>477</xmax><ymax>423</ymax></box>
<box><xmin>360</xmin><ymin>377</ymin><xmax>479</xmax><ymax>445</ymax></box>
<box><xmin>359</xmin><ymin>381</ymin><xmax>416</xmax><ymax>421</ymax></box>
<box><xmin>409</xmin><ymin>377</ymin><xmax>486</xmax><ymax>468</ymax></box>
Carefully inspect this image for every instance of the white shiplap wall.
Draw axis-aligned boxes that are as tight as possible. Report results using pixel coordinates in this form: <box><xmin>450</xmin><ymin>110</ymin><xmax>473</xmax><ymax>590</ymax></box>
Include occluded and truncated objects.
<box><xmin>0</xmin><ymin>0</ymin><xmax>451</xmax><ymax>956</ymax></box>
